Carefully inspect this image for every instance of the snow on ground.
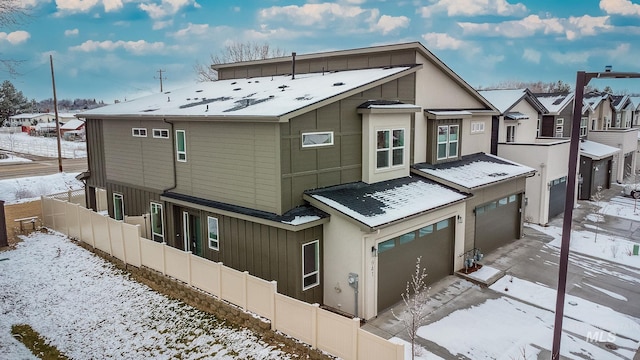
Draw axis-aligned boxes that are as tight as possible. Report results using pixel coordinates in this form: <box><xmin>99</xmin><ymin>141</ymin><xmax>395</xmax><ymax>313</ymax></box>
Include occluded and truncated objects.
<box><xmin>599</xmin><ymin>195</ymin><xmax>640</xmax><ymax>221</ymax></box>
<box><xmin>0</xmin><ymin>172</ymin><xmax>83</xmax><ymax>203</ymax></box>
<box><xmin>582</xmin><ymin>283</ymin><xmax>628</xmax><ymax>301</ymax></box>
<box><xmin>0</xmin><ymin>232</ymin><xmax>289</xmax><ymax>359</ymax></box>
<box><xmin>0</xmin><ymin>153</ymin><xmax>31</xmax><ymax>164</ymax></box>
<box><xmin>389</xmin><ymin>337</ymin><xmax>445</xmax><ymax>360</ymax></box>
<box><xmin>0</xmin><ymin>131</ymin><xmax>86</xmax><ymax>158</ymax></box>
<box><xmin>528</xmin><ymin>224</ymin><xmax>640</xmax><ymax>269</ymax></box>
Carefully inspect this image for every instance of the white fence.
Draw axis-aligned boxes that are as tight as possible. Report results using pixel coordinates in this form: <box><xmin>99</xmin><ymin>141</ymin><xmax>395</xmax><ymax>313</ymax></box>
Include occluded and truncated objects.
<box><xmin>41</xmin><ymin>196</ymin><xmax>404</xmax><ymax>360</ymax></box>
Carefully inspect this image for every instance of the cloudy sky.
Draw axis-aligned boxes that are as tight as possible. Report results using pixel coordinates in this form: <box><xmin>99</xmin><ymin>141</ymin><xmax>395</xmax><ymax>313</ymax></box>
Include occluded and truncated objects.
<box><xmin>2</xmin><ymin>0</ymin><xmax>640</xmax><ymax>104</ymax></box>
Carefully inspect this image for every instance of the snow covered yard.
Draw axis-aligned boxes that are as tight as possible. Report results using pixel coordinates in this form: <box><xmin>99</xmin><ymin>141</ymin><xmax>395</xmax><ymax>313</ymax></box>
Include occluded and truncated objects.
<box><xmin>0</xmin><ymin>131</ymin><xmax>86</xmax><ymax>158</ymax></box>
<box><xmin>0</xmin><ymin>172</ymin><xmax>84</xmax><ymax>203</ymax></box>
<box><xmin>0</xmin><ymin>232</ymin><xmax>290</xmax><ymax>359</ymax></box>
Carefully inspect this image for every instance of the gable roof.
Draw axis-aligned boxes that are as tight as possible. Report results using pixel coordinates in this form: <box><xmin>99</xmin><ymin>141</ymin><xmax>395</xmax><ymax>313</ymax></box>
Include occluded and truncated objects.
<box><xmin>412</xmin><ymin>153</ymin><xmax>536</xmax><ymax>190</ymax></box>
<box><xmin>610</xmin><ymin>94</ymin><xmax>631</xmax><ymax>111</ymax></box>
<box><xmin>534</xmin><ymin>92</ymin><xmax>574</xmax><ymax>115</ymax></box>
<box><xmin>80</xmin><ymin>66</ymin><xmax>418</xmax><ymax>122</ymax></box>
<box><xmin>61</xmin><ymin>119</ymin><xmax>85</xmax><ymax>130</ymax></box>
<box><xmin>303</xmin><ymin>176</ymin><xmax>467</xmax><ymax>230</ymax></box>
<box><xmin>478</xmin><ymin>88</ymin><xmax>547</xmax><ymax>115</ymax></box>
<box><xmin>583</xmin><ymin>92</ymin><xmax>612</xmax><ymax>109</ymax></box>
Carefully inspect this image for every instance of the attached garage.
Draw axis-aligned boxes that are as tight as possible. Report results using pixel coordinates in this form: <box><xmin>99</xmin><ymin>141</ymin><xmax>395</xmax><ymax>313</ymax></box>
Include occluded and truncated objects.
<box><xmin>578</xmin><ymin>140</ymin><xmax>618</xmax><ymax>200</ymax></box>
<box><xmin>548</xmin><ymin>176</ymin><xmax>567</xmax><ymax>220</ymax></box>
<box><xmin>377</xmin><ymin>218</ymin><xmax>454</xmax><ymax>312</ymax></box>
<box><xmin>474</xmin><ymin>194</ymin><xmax>522</xmax><ymax>254</ymax></box>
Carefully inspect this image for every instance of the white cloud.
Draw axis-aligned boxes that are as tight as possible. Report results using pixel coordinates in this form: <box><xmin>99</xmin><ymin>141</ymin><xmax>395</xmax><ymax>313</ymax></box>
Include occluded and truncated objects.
<box><xmin>152</xmin><ymin>19</ymin><xmax>173</xmax><ymax>30</ymax></box>
<box><xmin>422</xmin><ymin>32</ymin><xmax>465</xmax><ymax>50</ymax></box>
<box><xmin>420</xmin><ymin>0</ymin><xmax>527</xmax><ymax>18</ymax></box>
<box><xmin>64</xmin><ymin>28</ymin><xmax>79</xmax><ymax>36</ymax></box>
<box><xmin>103</xmin><ymin>0</ymin><xmax>123</xmax><ymax>12</ymax></box>
<box><xmin>171</xmin><ymin>22</ymin><xmax>208</xmax><ymax>37</ymax></box>
<box><xmin>372</xmin><ymin>15</ymin><xmax>410</xmax><ymax>35</ymax></box>
<box><xmin>139</xmin><ymin>0</ymin><xmax>199</xmax><ymax>19</ymax></box>
<box><xmin>0</xmin><ymin>30</ymin><xmax>31</xmax><ymax>44</ymax></box>
<box><xmin>548</xmin><ymin>50</ymin><xmax>592</xmax><ymax>65</ymax></box>
<box><xmin>600</xmin><ymin>0</ymin><xmax>640</xmax><ymax>16</ymax></box>
<box><xmin>69</xmin><ymin>39</ymin><xmax>165</xmax><ymax>55</ymax></box>
<box><xmin>458</xmin><ymin>14</ymin><xmax>611</xmax><ymax>40</ymax></box>
<box><xmin>258</xmin><ymin>3</ymin><xmax>365</xmax><ymax>27</ymax></box>
<box><xmin>56</xmin><ymin>0</ymin><xmax>100</xmax><ymax>12</ymax></box>
<box><xmin>522</xmin><ymin>48</ymin><xmax>541</xmax><ymax>63</ymax></box>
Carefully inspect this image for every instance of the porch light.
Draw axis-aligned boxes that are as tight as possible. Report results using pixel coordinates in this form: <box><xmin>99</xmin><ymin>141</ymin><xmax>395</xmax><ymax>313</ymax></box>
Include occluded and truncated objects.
<box><xmin>457</xmin><ymin>215</ymin><xmax>463</xmax><ymax>223</ymax></box>
<box><xmin>552</xmin><ymin>68</ymin><xmax>640</xmax><ymax>359</ymax></box>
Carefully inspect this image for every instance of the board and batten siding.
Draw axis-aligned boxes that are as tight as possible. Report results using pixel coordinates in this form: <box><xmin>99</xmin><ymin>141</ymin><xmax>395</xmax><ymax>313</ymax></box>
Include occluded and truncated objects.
<box><xmin>173</xmin><ymin>121</ymin><xmax>281</xmax><ymax>214</ymax></box>
<box><xmin>107</xmin><ymin>183</ymin><xmax>161</xmax><ymax>217</ymax></box>
<box><xmin>102</xmin><ymin>119</ymin><xmax>174</xmax><ymax>190</ymax></box>
<box><xmin>85</xmin><ymin>118</ymin><xmax>107</xmax><ymax>188</ymax></box>
<box><xmin>280</xmin><ymin>75</ymin><xmax>416</xmax><ymax>210</ymax></box>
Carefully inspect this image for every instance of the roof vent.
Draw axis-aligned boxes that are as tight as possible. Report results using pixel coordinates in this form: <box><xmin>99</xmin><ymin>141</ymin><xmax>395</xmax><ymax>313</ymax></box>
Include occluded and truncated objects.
<box><xmin>231</xmin><ymin>81</ymin><xmax>237</xmax><ymax>85</ymax></box>
<box><xmin>233</xmin><ymin>88</ymin><xmax>241</xmax><ymax>91</ymax></box>
<box><xmin>196</xmin><ymin>89</ymin><xmax>203</xmax><ymax>93</ymax></box>
<box><xmin>333</xmin><ymin>82</ymin><xmax>345</xmax><ymax>87</ymax></box>
<box><xmin>488</xmin><ymin>172</ymin><xmax>508</xmax><ymax>177</ymax></box>
<box><xmin>278</xmin><ymin>85</ymin><xmax>289</xmax><ymax>91</ymax></box>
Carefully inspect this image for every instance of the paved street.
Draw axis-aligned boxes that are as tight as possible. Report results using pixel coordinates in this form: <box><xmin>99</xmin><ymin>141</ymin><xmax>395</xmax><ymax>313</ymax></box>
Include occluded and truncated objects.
<box><xmin>364</xmin><ymin>185</ymin><xmax>640</xmax><ymax>360</ymax></box>
<box><xmin>0</xmin><ymin>152</ymin><xmax>87</xmax><ymax>180</ymax></box>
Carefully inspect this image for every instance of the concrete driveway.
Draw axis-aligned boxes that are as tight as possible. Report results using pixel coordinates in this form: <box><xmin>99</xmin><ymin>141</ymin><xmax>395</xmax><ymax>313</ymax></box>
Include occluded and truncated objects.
<box><xmin>363</xmin><ymin>185</ymin><xmax>640</xmax><ymax>360</ymax></box>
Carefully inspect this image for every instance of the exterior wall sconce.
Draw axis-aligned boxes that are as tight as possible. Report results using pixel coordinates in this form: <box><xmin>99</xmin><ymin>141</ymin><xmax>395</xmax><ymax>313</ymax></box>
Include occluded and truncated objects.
<box><xmin>457</xmin><ymin>215</ymin><xmax>463</xmax><ymax>223</ymax></box>
<box><xmin>371</xmin><ymin>246</ymin><xmax>377</xmax><ymax>257</ymax></box>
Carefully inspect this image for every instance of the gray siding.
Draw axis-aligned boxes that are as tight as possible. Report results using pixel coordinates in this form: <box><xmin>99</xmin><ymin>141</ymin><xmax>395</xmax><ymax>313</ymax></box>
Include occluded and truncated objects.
<box><xmin>86</xmin><ymin>119</ymin><xmax>106</xmax><ymax>188</ymax></box>
<box><xmin>107</xmin><ymin>183</ymin><xmax>161</xmax><ymax>217</ymax></box>
<box><xmin>281</xmin><ymin>75</ymin><xmax>416</xmax><ymax>210</ymax></box>
<box><xmin>173</xmin><ymin>121</ymin><xmax>280</xmax><ymax>214</ymax></box>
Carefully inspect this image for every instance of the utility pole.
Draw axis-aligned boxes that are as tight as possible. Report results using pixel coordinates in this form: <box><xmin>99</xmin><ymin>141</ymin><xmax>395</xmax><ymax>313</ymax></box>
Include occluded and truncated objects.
<box><xmin>50</xmin><ymin>54</ymin><xmax>63</xmax><ymax>173</ymax></box>
<box><xmin>155</xmin><ymin>69</ymin><xmax>166</xmax><ymax>92</ymax></box>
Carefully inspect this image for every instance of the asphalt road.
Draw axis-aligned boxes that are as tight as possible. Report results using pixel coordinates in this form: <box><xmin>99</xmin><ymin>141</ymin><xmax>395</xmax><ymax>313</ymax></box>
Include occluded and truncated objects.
<box><xmin>0</xmin><ymin>152</ymin><xmax>88</xmax><ymax>180</ymax></box>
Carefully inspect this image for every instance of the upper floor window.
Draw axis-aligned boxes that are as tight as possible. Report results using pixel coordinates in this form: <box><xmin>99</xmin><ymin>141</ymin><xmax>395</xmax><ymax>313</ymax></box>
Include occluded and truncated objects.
<box><xmin>150</xmin><ymin>202</ymin><xmax>164</xmax><ymax>242</ymax></box>
<box><xmin>302</xmin><ymin>131</ymin><xmax>334</xmax><ymax>148</ymax></box>
<box><xmin>471</xmin><ymin>122</ymin><xmax>485</xmax><ymax>134</ymax></box>
<box><xmin>506</xmin><ymin>125</ymin><xmax>516</xmax><ymax>143</ymax></box>
<box><xmin>615</xmin><ymin>113</ymin><xmax>621</xmax><ymax>128</ymax></box>
<box><xmin>176</xmin><ymin>130</ymin><xmax>187</xmax><ymax>162</ymax></box>
<box><xmin>376</xmin><ymin>129</ymin><xmax>404</xmax><ymax>169</ymax></box>
<box><xmin>132</xmin><ymin>128</ymin><xmax>147</xmax><ymax>137</ymax></box>
<box><xmin>580</xmin><ymin>117</ymin><xmax>588</xmax><ymax>136</ymax></box>
<box><xmin>113</xmin><ymin>193</ymin><xmax>124</xmax><ymax>221</ymax></box>
<box><xmin>437</xmin><ymin>125</ymin><xmax>459</xmax><ymax>160</ymax></box>
<box><xmin>153</xmin><ymin>129</ymin><xmax>169</xmax><ymax>139</ymax></box>
<box><xmin>555</xmin><ymin>118</ymin><xmax>564</xmax><ymax>138</ymax></box>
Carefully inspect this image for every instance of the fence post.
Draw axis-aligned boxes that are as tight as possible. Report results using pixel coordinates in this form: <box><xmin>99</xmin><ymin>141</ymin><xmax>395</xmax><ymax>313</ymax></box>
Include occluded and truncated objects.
<box><xmin>351</xmin><ymin>317</ymin><xmax>360</xmax><ymax>360</ymax></box>
<box><xmin>395</xmin><ymin>341</ymin><xmax>404</xmax><ymax>360</ymax></box>
<box><xmin>216</xmin><ymin>262</ymin><xmax>223</xmax><ymax>298</ymax></box>
<box><xmin>136</xmin><ymin>225</ymin><xmax>142</xmax><ymax>267</ymax></box>
<box><xmin>75</xmin><ymin>204</ymin><xmax>81</xmax><ymax>239</ymax></box>
<box><xmin>89</xmin><ymin>211</ymin><xmax>96</xmax><ymax>248</ymax></box>
<box><xmin>120</xmin><ymin>222</ymin><xmax>127</xmax><ymax>265</ymax></box>
<box><xmin>242</xmin><ymin>271</ymin><xmax>249</xmax><ymax>311</ymax></box>
<box><xmin>186</xmin><ymin>251</ymin><xmax>193</xmax><ymax>286</ymax></box>
<box><xmin>270</xmin><ymin>280</ymin><xmax>277</xmax><ymax>330</ymax></box>
<box><xmin>161</xmin><ymin>242</ymin><xmax>167</xmax><ymax>275</ymax></box>
<box><xmin>106</xmin><ymin>217</ymin><xmax>113</xmax><ymax>256</ymax></box>
<box><xmin>311</xmin><ymin>303</ymin><xmax>319</xmax><ymax>349</ymax></box>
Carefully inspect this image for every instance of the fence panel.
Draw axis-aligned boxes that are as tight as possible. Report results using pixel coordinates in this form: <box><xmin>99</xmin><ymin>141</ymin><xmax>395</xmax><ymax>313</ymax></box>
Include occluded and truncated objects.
<box><xmin>122</xmin><ymin>223</ymin><xmax>141</xmax><ymax>267</ymax></box>
<box><xmin>140</xmin><ymin>238</ymin><xmax>164</xmax><ymax>273</ymax></box>
<box><xmin>78</xmin><ymin>207</ymin><xmax>94</xmax><ymax>247</ymax></box>
<box><xmin>164</xmin><ymin>246</ymin><xmax>190</xmax><ymax>284</ymax></box>
<box><xmin>52</xmin><ymin>200</ymin><xmax>68</xmax><ymax>234</ymax></box>
<box><xmin>317</xmin><ymin>310</ymin><xmax>359</xmax><ymax>360</ymax></box>
<box><xmin>357</xmin><ymin>328</ymin><xmax>404</xmax><ymax>360</ymax></box>
<box><xmin>108</xmin><ymin>219</ymin><xmax>125</xmax><ymax>262</ymax></box>
<box><xmin>246</xmin><ymin>276</ymin><xmax>276</xmax><ymax>321</ymax></box>
<box><xmin>41</xmin><ymin>197</ymin><xmax>54</xmax><ymax>228</ymax></box>
<box><xmin>66</xmin><ymin>203</ymin><xmax>81</xmax><ymax>239</ymax></box>
<box><xmin>190</xmin><ymin>255</ymin><xmax>220</xmax><ymax>297</ymax></box>
<box><xmin>91</xmin><ymin>212</ymin><xmax>111</xmax><ymax>255</ymax></box>
<box><xmin>220</xmin><ymin>266</ymin><xmax>246</xmax><ymax>309</ymax></box>
<box><xmin>274</xmin><ymin>293</ymin><xmax>315</xmax><ymax>345</ymax></box>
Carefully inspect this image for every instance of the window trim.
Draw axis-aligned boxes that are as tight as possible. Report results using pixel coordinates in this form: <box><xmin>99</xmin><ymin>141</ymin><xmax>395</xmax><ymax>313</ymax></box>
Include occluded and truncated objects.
<box><xmin>301</xmin><ymin>131</ymin><xmax>334</xmax><ymax>148</ymax></box>
<box><xmin>176</xmin><ymin>130</ymin><xmax>187</xmax><ymax>162</ymax></box>
<box><xmin>471</xmin><ymin>121</ymin><xmax>485</xmax><ymax>134</ymax></box>
<box><xmin>113</xmin><ymin>193</ymin><xmax>124</xmax><ymax>221</ymax></box>
<box><xmin>152</xmin><ymin>128</ymin><xmax>169</xmax><ymax>139</ymax></box>
<box><xmin>302</xmin><ymin>240</ymin><xmax>320</xmax><ymax>290</ymax></box>
<box><xmin>207</xmin><ymin>216</ymin><xmax>219</xmax><ymax>251</ymax></box>
<box><xmin>437</xmin><ymin>124</ymin><xmax>459</xmax><ymax>160</ymax></box>
<box><xmin>375</xmin><ymin>128</ymin><xmax>405</xmax><ymax>169</ymax></box>
<box><xmin>506</xmin><ymin>124</ymin><xmax>516</xmax><ymax>143</ymax></box>
<box><xmin>580</xmin><ymin>117</ymin><xmax>588</xmax><ymax>136</ymax></box>
<box><xmin>150</xmin><ymin>202</ymin><xmax>164</xmax><ymax>242</ymax></box>
<box><xmin>132</xmin><ymin>128</ymin><xmax>147</xmax><ymax>137</ymax></box>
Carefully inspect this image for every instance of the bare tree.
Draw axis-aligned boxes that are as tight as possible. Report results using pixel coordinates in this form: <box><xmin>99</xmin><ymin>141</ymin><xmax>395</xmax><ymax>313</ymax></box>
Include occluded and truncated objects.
<box><xmin>392</xmin><ymin>257</ymin><xmax>430</xmax><ymax>360</ymax></box>
<box><xmin>194</xmin><ymin>41</ymin><xmax>287</xmax><ymax>82</ymax></box>
<box><xmin>0</xmin><ymin>0</ymin><xmax>30</xmax><ymax>75</ymax></box>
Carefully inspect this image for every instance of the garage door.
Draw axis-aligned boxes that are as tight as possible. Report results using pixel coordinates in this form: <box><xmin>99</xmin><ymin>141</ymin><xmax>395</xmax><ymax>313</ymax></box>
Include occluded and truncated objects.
<box><xmin>377</xmin><ymin>218</ymin><xmax>454</xmax><ymax>312</ymax></box>
<box><xmin>548</xmin><ymin>177</ymin><xmax>567</xmax><ymax>220</ymax></box>
<box><xmin>475</xmin><ymin>194</ymin><xmax>521</xmax><ymax>254</ymax></box>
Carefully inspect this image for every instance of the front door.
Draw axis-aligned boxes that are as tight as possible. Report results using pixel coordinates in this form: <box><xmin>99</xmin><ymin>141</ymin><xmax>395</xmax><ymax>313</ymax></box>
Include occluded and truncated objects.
<box><xmin>181</xmin><ymin>210</ymin><xmax>202</xmax><ymax>256</ymax></box>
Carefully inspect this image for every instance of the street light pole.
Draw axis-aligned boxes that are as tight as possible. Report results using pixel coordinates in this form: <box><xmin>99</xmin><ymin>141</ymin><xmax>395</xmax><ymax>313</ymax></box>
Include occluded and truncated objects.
<box><xmin>551</xmin><ymin>69</ymin><xmax>640</xmax><ymax>359</ymax></box>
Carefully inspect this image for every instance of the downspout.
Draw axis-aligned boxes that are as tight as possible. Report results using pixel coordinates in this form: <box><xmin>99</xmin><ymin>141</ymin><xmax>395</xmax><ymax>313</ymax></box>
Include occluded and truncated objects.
<box><xmin>163</xmin><ymin>118</ymin><xmax>177</xmax><ymax>192</ymax></box>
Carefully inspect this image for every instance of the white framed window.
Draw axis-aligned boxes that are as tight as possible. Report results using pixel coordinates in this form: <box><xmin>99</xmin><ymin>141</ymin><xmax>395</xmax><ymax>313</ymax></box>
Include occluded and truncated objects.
<box><xmin>437</xmin><ymin>125</ymin><xmax>459</xmax><ymax>160</ymax></box>
<box><xmin>302</xmin><ymin>240</ymin><xmax>319</xmax><ymax>290</ymax></box>
<box><xmin>207</xmin><ymin>216</ymin><xmax>219</xmax><ymax>250</ymax></box>
<box><xmin>132</xmin><ymin>128</ymin><xmax>147</xmax><ymax>137</ymax></box>
<box><xmin>153</xmin><ymin>128</ymin><xmax>169</xmax><ymax>138</ymax></box>
<box><xmin>471</xmin><ymin>121</ymin><xmax>485</xmax><ymax>134</ymax></box>
<box><xmin>506</xmin><ymin>125</ymin><xmax>516</xmax><ymax>143</ymax></box>
<box><xmin>113</xmin><ymin>193</ymin><xmax>124</xmax><ymax>221</ymax></box>
<box><xmin>176</xmin><ymin>130</ymin><xmax>186</xmax><ymax>162</ymax></box>
<box><xmin>580</xmin><ymin>117</ymin><xmax>588</xmax><ymax>136</ymax></box>
<box><xmin>302</xmin><ymin>131</ymin><xmax>333</xmax><ymax>148</ymax></box>
<box><xmin>555</xmin><ymin>118</ymin><xmax>564</xmax><ymax>137</ymax></box>
<box><xmin>615</xmin><ymin>113</ymin><xmax>621</xmax><ymax>128</ymax></box>
<box><xmin>376</xmin><ymin>128</ymin><xmax>404</xmax><ymax>169</ymax></box>
<box><xmin>150</xmin><ymin>202</ymin><xmax>164</xmax><ymax>242</ymax></box>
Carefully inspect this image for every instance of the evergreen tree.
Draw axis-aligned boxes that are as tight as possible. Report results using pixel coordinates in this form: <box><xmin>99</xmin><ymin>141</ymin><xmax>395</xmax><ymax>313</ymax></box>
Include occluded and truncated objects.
<box><xmin>0</xmin><ymin>80</ymin><xmax>30</xmax><ymax>126</ymax></box>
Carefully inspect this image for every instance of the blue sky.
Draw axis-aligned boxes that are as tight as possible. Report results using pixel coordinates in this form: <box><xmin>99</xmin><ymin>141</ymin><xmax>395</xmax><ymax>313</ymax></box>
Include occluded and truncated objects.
<box><xmin>3</xmin><ymin>0</ymin><xmax>640</xmax><ymax>103</ymax></box>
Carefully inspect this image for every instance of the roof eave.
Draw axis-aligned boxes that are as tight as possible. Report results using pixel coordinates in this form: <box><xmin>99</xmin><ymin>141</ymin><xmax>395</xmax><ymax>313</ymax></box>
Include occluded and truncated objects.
<box><xmin>79</xmin><ymin>113</ymin><xmax>282</xmax><ymax>122</ymax></box>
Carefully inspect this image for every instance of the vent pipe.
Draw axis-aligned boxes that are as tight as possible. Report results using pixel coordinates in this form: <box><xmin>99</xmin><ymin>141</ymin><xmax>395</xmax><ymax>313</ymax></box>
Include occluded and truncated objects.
<box><xmin>291</xmin><ymin>52</ymin><xmax>296</xmax><ymax>80</ymax></box>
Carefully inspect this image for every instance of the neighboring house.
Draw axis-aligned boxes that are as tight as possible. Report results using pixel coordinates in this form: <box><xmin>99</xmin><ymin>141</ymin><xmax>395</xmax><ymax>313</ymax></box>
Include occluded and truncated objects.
<box><xmin>7</xmin><ymin>113</ymin><xmax>55</xmax><ymax>129</ymax></box>
<box><xmin>80</xmin><ymin>42</ymin><xmax>535</xmax><ymax>320</ymax></box>
<box><xmin>611</xmin><ymin>94</ymin><xmax>633</xmax><ymax>129</ymax></box>
<box><xmin>478</xmin><ymin>89</ymin><xmax>567</xmax><ymax>226</ymax></box>
<box><xmin>578</xmin><ymin>140</ymin><xmax>619</xmax><ymax>199</ymax></box>
<box><xmin>61</xmin><ymin>119</ymin><xmax>86</xmax><ymax>140</ymax></box>
<box><xmin>584</xmin><ymin>92</ymin><xmax>638</xmax><ymax>182</ymax></box>
<box><xmin>534</xmin><ymin>92</ymin><xmax>575</xmax><ymax>138</ymax></box>
<box><xmin>631</xmin><ymin>96</ymin><xmax>640</xmax><ymax>127</ymax></box>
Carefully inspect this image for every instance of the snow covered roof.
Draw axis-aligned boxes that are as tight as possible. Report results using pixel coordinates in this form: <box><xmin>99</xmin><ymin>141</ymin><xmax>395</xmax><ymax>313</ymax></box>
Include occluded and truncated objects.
<box><xmin>304</xmin><ymin>176</ymin><xmax>467</xmax><ymax>229</ymax></box>
<box><xmin>610</xmin><ymin>94</ymin><xmax>630</xmax><ymax>110</ymax></box>
<box><xmin>413</xmin><ymin>153</ymin><xmax>536</xmax><ymax>190</ymax></box>
<box><xmin>630</xmin><ymin>96</ymin><xmax>640</xmax><ymax>109</ymax></box>
<box><xmin>61</xmin><ymin>119</ymin><xmax>85</xmax><ymax>130</ymax></box>
<box><xmin>425</xmin><ymin>110</ymin><xmax>473</xmax><ymax>119</ymax></box>
<box><xmin>478</xmin><ymin>89</ymin><xmax>527</xmax><ymax>113</ymax></box>
<box><xmin>583</xmin><ymin>92</ymin><xmax>611</xmax><ymax>109</ymax></box>
<box><xmin>80</xmin><ymin>66</ymin><xmax>416</xmax><ymax>121</ymax></box>
<box><xmin>505</xmin><ymin>112</ymin><xmax>529</xmax><ymax>120</ymax></box>
<box><xmin>534</xmin><ymin>92</ymin><xmax>573</xmax><ymax>114</ymax></box>
<box><xmin>8</xmin><ymin>113</ymin><xmax>49</xmax><ymax>119</ymax></box>
<box><xmin>580</xmin><ymin>140</ymin><xmax>619</xmax><ymax>160</ymax></box>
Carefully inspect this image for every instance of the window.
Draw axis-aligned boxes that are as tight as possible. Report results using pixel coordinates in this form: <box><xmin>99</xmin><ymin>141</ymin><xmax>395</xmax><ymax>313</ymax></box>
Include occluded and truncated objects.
<box><xmin>207</xmin><ymin>216</ymin><xmax>219</xmax><ymax>250</ymax></box>
<box><xmin>471</xmin><ymin>122</ymin><xmax>485</xmax><ymax>134</ymax></box>
<box><xmin>302</xmin><ymin>131</ymin><xmax>333</xmax><ymax>148</ymax></box>
<box><xmin>302</xmin><ymin>240</ymin><xmax>319</xmax><ymax>290</ymax></box>
<box><xmin>615</xmin><ymin>113</ymin><xmax>621</xmax><ymax>128</ymax></box>
<box><xmin>150</xmin><ymin>202</ymin><xmax>164</xmax><ymax>242</ymax></box>
<box><xmin>436</xmin><ymin>219</ymin><xmax>449</xmax><ymax>231</ymax></box>
<box><xmin>418</xmin><ymin>225</ymin><xmax>433</xmax><ymax>237</ymax></box>
<box><xmin>399</xmin><ymin>232</ymin><xmax>415</xmax><ymax>244</ymax></box>
<box><xmin>132</xmin><ymin>128</ymin><xmax>147</xmax><ymax>137</ymax></box>
<box><xmin>437</xmin><ymin>125</ymin><xmax>459</xmax><ymax>160</ymax></box>
<box><xmin>153</xmin><ymin>129</ymin><xmax>169</xmax><ymax>138</ymax></box>
<box><xmin>176</xmin><ymin>130</ymin><xmax>186</xmax><ymax>162</ymax></box>
<box><xmin>555</xmin><ymin>118</ymin><xmax>564</xmax><ymax>137</ymax></box>
<box><xmin>580</xmin><ymin>117</ymin><xmax>588</xmax><ymax>136</ymax></box>
<box><xmin>378</xmin><ymin>238</ymin><xmax>395</xmax><ymax>253</ymax></box>
<box><xmin>376</xmin><ymin>129</ymin><xmax>404</xmax><ymax>169</ymax></box>
<box><xmin>113</xmin><ymin>193</ymin><xmax>124</xmax><ymax>221</ymax></box>
<box><xmin>506</xmin><ymin>125</ymin><xmax>516</xmax><ymax>143</ymax></box>
<box><xmin>591</xmin><ymin>118</ymin><xmax>596</xmax><ymax>130</ymax></box>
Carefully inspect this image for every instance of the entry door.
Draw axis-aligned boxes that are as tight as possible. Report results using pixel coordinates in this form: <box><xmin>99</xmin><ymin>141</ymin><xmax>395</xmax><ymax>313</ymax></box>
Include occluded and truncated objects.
<box><xmin>182</xmin><ymin>211</ymin><xmax>202</xmax><ymax>256</ymax></box>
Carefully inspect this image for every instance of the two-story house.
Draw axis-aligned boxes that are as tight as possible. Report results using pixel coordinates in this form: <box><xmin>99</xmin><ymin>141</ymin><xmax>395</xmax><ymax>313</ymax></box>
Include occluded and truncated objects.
<box><xmin>534</xmin><ymin>92</ymin><xmax>575</xmax><ymax>138</ymax></box>
<box><xmin>476</xmin><ymin>89</ymin><xmax>567</xmax><ymax>226</ymax></box>
<box><xmin>80</xmin><ymin>42</ymin><xmax>535</xmax><ymax>320</ymax></box>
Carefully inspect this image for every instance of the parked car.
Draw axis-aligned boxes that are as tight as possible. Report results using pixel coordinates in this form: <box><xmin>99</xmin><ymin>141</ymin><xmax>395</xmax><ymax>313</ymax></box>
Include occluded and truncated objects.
<box><xmin>623</xmin><ymin>183</ymin><xmax>640</xmax><ymax>199</ymax></box>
